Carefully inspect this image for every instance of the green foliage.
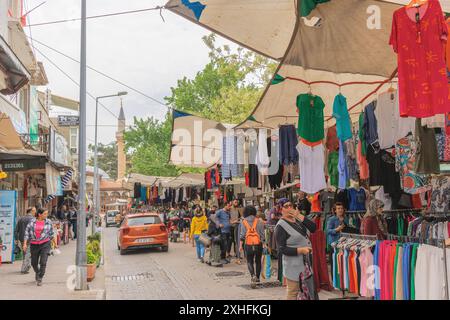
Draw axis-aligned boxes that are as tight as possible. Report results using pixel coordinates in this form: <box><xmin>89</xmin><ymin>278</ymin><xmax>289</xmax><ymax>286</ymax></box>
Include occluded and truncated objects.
<box><xmin>87</xmin><ymin>142</ymin><xmax>118</xmax><ymax>180</ymax></box>
<box><xmin>87</xmin><ymin>238</ymin><xmax>102</xmax><ymax>265</ymax></box>
<box><xmin>86</xmin><ymin>250</ymin><xmax>97</xmax><ymax>265</ymax></box>
<box><xmin>87</xmin><ymin>232</ymin><xmax>101</xmax><ymax>243</ymax></box>
<box><xmin>165</xmin><ymin>33</ymin><xmax>276</xmax><ymax>123</ymax></box>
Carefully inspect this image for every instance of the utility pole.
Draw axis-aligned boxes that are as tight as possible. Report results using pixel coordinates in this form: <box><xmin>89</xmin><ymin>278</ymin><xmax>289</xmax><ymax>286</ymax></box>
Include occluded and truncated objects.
<box><xmin>76</xmin><ymin>0</ymin><xmax>88</xmax><ymax>291</ymax></box>
<box><xmin>93</xmin><ymin>92</ymin><xmax>127</xmax><ymax>236</ymax></box>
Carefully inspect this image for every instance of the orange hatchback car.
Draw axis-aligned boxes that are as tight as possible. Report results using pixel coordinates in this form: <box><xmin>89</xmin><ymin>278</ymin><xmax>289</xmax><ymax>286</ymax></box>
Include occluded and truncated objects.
<box><xmin>117</xmin><ymin>213</ymin><xmax>168</xmax><ymax>255</ymax></box>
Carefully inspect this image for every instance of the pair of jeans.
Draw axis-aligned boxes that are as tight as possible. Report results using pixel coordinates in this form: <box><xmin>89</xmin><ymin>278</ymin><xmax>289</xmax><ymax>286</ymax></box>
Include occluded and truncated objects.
<box><xmin>279</xmin><ymin>125</ymin><xmax>299</xmax><ymax>165</ymax></box>
<box><xmin>220</xmin><ymin>232</ymin><xmax>231</xmax><ymax>259</ymax></box>
<box><xmin>193</xmin><ymin>235</ymin><xmax>205</xmax><ymax>259</ymax></box>
<box><xmin>30</xmin><ymin>240</ymin><xmax>51</xmax><ymax>280</ymax></box>
<box><xmin>71</xmin><ymin>220</ymin><xmax>77</xmax><ymax>239</ymax></box>
<box><xmin>245</xmin><ymin>244</ymin><xmax>263</xmax><ymax>279</ymax></box>
<box><xmin>21</xmin><ymin>248</ymin><xmax>32</xmax><ymax>273</ymax></box>
<box><xmin>228</xmin><ymin>225</ymin><xmax>236</xmax><ymax>255</ymax></box>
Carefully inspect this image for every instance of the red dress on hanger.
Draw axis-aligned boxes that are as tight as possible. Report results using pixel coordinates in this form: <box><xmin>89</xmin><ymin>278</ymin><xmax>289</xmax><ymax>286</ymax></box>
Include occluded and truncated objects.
<box><xmin>389</xmin><ymin>0</ymin><xmax>449</xmax><ymax>118</ymax></box>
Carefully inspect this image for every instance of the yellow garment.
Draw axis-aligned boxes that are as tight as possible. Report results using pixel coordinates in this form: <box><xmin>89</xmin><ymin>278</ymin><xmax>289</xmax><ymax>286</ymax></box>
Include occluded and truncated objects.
<box><xmin>190</xmin><ymin>215</ymin><xmax>208</xmax><ymax>237</ymax></box>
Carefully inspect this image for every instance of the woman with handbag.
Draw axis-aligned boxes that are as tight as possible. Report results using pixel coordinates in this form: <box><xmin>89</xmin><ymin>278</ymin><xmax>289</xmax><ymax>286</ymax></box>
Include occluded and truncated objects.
<box><xmin>190</xmin><ymin>207</ymin><xmax>208</xmax><ymax>262</ymax></box>
<box><xmin>274</xmin><ymin>198</ymin><xmax>317</xmax><ymax>300</ymax></box>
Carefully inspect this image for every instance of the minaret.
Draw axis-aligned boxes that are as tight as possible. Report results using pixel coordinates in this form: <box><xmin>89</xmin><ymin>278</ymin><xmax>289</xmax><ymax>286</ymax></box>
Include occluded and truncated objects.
<box><xmin>116</xmin><ymin>99</ymin><xmax>126</xmax><ymax>181</ymax></box>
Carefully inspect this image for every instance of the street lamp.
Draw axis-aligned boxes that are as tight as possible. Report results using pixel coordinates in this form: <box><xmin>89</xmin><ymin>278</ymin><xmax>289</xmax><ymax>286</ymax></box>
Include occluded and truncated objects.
<box><xmin>93</xmin><ymin>91</ymin><xmax>128</xmax><ymax>235</ymax></box>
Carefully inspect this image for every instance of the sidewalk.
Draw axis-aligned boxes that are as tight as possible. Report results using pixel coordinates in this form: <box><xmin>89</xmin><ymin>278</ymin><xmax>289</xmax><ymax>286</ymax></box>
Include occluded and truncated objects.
<box><xmin>0</xmin><ymin>237</ymin><xmax>105</xmax><ymax>300</ymax></box>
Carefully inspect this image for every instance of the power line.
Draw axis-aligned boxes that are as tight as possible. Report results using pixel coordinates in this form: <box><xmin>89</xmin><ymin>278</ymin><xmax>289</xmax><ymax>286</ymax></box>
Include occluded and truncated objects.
<box><xmin>28</xmin><ymin>36</ymin><xmax>170</xmax><ymax>110</ymax></box>
<box><xmin>27</xmin><ymin>5</ymin><xmax>178</xmax><ymax>27</ymax></box>
<box><xmin>31</xmin><ymin>44</ymin><xmax>119</xmax><ymax>119</ymax></box>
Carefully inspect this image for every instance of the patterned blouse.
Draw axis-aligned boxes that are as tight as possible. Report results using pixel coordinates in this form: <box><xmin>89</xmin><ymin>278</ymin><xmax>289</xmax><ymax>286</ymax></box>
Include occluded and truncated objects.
<box><xmin>395</xmin><ymin>135</ymin><xmax>431</xmax><ymax>194</ymax></box>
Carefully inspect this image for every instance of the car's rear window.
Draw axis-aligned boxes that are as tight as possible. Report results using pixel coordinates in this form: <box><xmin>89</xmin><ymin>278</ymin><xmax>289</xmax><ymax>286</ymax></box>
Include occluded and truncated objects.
<box><xmin>107</xmin><ymin>211</ymin><xmax>118</xmax><ymax>217</ymax></box>
<box><xmin>127</xmin><ymin>216</ymin><xmax>161</xmax><ymax>226</ymax></box>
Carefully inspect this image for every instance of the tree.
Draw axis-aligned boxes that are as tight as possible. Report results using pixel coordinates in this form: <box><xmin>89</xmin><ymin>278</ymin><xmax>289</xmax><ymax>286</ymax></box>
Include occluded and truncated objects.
<box><xmin>87</xmin><ymin>142</ymin><xmax>118</xmax><ymax>180</ymax></box>
<box><xmin>124</xmin><ymin>115</ymin><xmax>179</xmax><ymax>177</ymax></box>
<box><xmin>165</xmin><ymin>33</ymin><xmax>276</xmax><ymax>123</ymax></box>
<box><xmin>126</xmin><ymin>33</ymin><xmax>277</xmax><ymax>176</ymax></box>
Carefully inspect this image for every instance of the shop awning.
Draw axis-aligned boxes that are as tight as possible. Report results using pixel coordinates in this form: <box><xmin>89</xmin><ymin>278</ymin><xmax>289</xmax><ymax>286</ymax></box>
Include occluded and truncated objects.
<box><xmin>0</xmin><ymin>113</ymin><xmax>24</xmax><ymax>149</ymax></box>
<box><xmin>0</xmin><ymin>145</ymin><xmax>46</xmax><ymax>160</ymax></box>
<box><xmin>167</xmin><ymin>0</ymin><xmax>449</xmax><ymax>130</ymax></box>
<box><xmin>0</xmin><ymin>34</ymin><xmax>30</xmax><ymax>94</ymax></box>
<box><xmin>170</xmin><ymin>109</ymin><xmax>227</xmax><ymax>168</ymax></box>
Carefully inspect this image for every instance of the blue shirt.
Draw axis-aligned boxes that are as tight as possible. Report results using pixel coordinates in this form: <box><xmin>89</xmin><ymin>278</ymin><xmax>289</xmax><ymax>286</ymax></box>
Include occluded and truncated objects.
<box><xmin>348</xmin><ymin>188</ymin><xmax>366</xmax><ymax>211</ymax></box>
<box><xmin>333</xmin><ymin>94</ymin><xmax>352</xmax><ymax>141</ymax></box>
<box><xmin>363</xmin><ymin>101</ymin><xmax>378</xmax><ymax>146</ymax></box>
<box><xmin>215</xmin><ymin>209</ymin><xmax>231</xmax><ymax>234</ymax></box>
<box><xmin>326</xmin><ymin>215</ymin><xmax>348</xmax><ymax>245</ymax></box>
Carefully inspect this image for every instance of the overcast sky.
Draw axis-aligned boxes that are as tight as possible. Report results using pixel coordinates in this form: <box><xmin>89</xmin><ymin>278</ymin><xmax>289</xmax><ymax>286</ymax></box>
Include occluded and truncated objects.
<box><xmin>25</xmin><ymin>0</ymin><xmax>233</xmax><ymax>145</ymax></box>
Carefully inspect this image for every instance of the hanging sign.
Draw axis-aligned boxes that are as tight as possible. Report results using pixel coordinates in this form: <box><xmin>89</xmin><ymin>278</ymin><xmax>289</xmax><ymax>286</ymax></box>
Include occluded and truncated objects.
<box><xmin>57</xmin><ymin>115</ymin><xmax>79</xmax><ymax>127</ymax></box>
<box><xmin>0</xmin><ymin>158</ymin><xmax>46</xmax><ymax>172</ymax></box>
<box><xmin>0</xmin><ymin>190</ymin><xmax>17</xmax><ymax>263</ymax></box>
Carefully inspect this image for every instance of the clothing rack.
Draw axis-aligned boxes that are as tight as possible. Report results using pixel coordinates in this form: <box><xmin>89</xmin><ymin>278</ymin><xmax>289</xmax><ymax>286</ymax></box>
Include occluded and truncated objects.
<box><xmin>386</xmin><ymin>234</ymin><xmax>449</xmax><ymax>301</ymax></box>
<box><xmin>339</xmin><ymin>232</ymin><xmax>378</xmax><ymax>240</ymax></box>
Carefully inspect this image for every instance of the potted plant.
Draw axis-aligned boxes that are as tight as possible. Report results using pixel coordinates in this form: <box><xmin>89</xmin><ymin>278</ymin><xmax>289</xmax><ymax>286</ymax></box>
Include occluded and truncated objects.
<box><xmin>86</xmin><ymin>249</ymin><xmax>97</xmax><ymax>282</ymax></box>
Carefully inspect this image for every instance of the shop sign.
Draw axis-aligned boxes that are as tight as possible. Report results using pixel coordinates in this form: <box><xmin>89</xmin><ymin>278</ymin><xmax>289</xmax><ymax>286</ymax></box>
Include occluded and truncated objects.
<box><xmin>0</xmin><ymin>158</ymin><xmax>46</xmax><ymax>172</ymax></box>
<box><xmin>57</xmin><ymin>115</ymin><xmax>79</xmax><ymax>127</ymax></box>
<box><xmin>0</xmin><ymin>190</ymin><xmax>17</xmax><ymax>263</ymax></box>
<box><xmin>49</xmin><ymin>128</ymin><xmax>70</xmax><ymax>167</ymax></box>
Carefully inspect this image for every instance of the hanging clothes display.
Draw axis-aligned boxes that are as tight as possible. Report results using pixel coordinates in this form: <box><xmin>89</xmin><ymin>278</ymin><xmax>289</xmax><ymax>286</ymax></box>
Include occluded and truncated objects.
<box><xmin>374</xmin><ymin>90</ymin><xmax>415</xmax><ymax>149</ymax></box>
<box><xmin>326</xmin><ymin>125</ymin><xmax>339</xmax><ymax>152</ymax></box>
<box><xmin>414</xmin><ymin>119</ymin><xmax>440</xmax><ymax>175</ymax></box>
<box><xmin>338</xmin><ymin>140</ymin><xmax>349</xmax><ymax>189</ymax></box>
<box><xmin>257</xmin><ymin>129</ymin><xmax>270</xmax><ymax>175</ymax></box>
<box><xmin>333</xmin><ymin>94</ymin><xmax>352</xmax><ymax>142</ymax></box>
<box><xmin>389</xmin><ymin>0</ymin><xmax>449</xmax><ymax>118</ymax></box>
<box><xmin>297</xmin><ymin>141</ymin><xmax>327</xmax><ymax>194</ymax></box>
<box><xmin>415</xmin><ymin>244</ymin><xmax>450</xmax><ymax>300</ymax></box>
<box><xmin>134</xmin><ymin>182</ymin><xmax>141</xmax><ymax>199</ymax></box>
<box><xmin>363</xmin><ymin>101</ymin><xmax>379</xmax><ymax>152</ymax></box>
<box><xmin>296</xmin><ymin>93</ymin><xmax>325</xmax><ymax>143</ymax></box>
<box><xmin>222</xmin><ymin>134</ymin><xmax>238</xmax><ymax>180</ymax></box>
<box><xmin>395</xmin><ymin>135</ymin><xmax>431</xmax><ymax>195</ymax></box>
<box><xmin>430</xmin><ymin>176</ymin><xmax>450</xmax><ymax>213</ymax></box>
<box><xmin>236</xmin><ymin>130</ymin><xmax>245</xmax><ymax>177</ymax></box>
<box><xmin>279</xmin><ymin>125</ymin><xmax>299</xmax><ymax>165</ymax></box>
<box><xmin>348</xmin><ymin>187</ymin><xmax>366</xmax><ymax>211</ymax></box>
<box><xmin>327</xmin><ymin>151</ymin><xmax>339</xmax><ymax>188</ymax></box>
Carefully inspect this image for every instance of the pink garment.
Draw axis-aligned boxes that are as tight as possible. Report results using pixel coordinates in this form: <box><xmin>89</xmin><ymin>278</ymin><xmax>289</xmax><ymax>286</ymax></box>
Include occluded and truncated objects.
<box><xmin>389</xmin><ymin>0</ymin><xmax>449</xmax><ymax>118</ymax></box>
<box><xmin>357</xmin><ymin>142</ymin><xmax>369</xmax><ymax>179</ymax></box>
<box><xmin>34</xmin><ymin>220</ymin><xmax>44</xmax><ymax>239</ymax></box>
<box><xmin>359</xmin><ymin>248</ymin><xmax>369</xmax><ymax>297</ymax></box>
<box><xmin>31</xmin><ymin>221</ymin><xmax>50</xmax><ymax>245</ymax></box>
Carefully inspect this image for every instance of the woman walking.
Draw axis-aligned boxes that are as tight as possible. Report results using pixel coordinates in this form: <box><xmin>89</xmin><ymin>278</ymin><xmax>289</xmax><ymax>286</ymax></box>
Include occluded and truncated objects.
<box><xmin>190</xmin><ymin>207</ymin><xmax>208</xmax><ymax>262</ymax></box>
<box><xmin>275</xmin><ymin>198</ymin><xmax>317</xmax><ymax>300</ymax></box>
<box><xmin>23</xmin><ymin>208</ymin><xmax>54</xmax><ymax>286</ymax></box>
<box><xmin>239</xmin><ymin>206</ymin><xmax>265</xmax><ymax>288</ymax></box>
<box><xmin>206</xmin><ymin>212</ymin><xmax>223</xmax><ymax>267</ymax></box>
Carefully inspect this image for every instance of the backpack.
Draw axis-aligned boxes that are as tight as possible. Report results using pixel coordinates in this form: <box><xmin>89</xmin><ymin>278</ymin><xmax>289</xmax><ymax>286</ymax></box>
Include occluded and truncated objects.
<box><xmin>243</xmin><ymin>218</ymin><xmax>261</xmax><ymax>246</ymax></box>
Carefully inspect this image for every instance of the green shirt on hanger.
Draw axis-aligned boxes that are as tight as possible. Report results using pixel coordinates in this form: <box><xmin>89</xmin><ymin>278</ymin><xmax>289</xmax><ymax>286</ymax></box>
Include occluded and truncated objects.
<box><xmin>358</xmin><ymin>112</ymin><xmax>367</xmax><ymax>156</ymax></box>
<box><xmin>296</xmin><ymin>93</ymin><xmax>325</xmax><ymax>142</ymax></box>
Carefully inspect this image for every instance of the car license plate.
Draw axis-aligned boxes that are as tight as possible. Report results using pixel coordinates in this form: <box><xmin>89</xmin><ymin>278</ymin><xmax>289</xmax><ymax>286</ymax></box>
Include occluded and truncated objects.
<box><xmin>137</xmin><ymin>238</ymin><xmax>153</xmax><ymax>243</ymax></box>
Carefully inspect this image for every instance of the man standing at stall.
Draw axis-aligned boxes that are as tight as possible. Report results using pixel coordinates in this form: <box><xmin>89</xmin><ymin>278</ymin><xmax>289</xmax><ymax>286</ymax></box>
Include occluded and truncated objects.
<box><xmin>216</xmin><ymin>201</ymin><xmax>232</xmax><ymax>264</ymax></box>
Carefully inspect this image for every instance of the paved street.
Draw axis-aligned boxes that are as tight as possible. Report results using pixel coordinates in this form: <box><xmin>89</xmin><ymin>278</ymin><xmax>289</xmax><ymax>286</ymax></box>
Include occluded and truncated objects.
<box><xmin>103</xmin><ymin>226</ymin><xmax>340</xmax><ymax>300</ymax></box>
<box><xmin>0</xmin><ymin>236</ymin><xmax>105</xmax><ymax>300</ymax></box>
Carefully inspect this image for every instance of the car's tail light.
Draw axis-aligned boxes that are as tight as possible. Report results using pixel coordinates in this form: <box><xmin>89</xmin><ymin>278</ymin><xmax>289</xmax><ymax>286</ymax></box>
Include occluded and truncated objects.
<box><xmin>121</xmin><ymin>226</ymin><xmax>130</xmax><ymax>235</ymax></box>
<box><xmin>160</xmin><ymin>225</ymin><xmax>166</xmax><ymax>232</ymax></box>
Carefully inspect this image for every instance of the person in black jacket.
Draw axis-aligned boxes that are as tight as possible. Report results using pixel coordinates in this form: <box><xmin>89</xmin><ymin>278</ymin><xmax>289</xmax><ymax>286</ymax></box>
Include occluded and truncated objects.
<box><xmin>206</xmin><ymin>213</ymin><xmax>223</xmax><ymax>267</ymax></box>
<box><xmin>296</xmin><ymin>191</ymin><xmax>312</xmax><ymax>215</ymax></box>
<box><xmin>14</xmin><ymin>207</ymin><xmax>36</xmax><ymax>274</ymax></box>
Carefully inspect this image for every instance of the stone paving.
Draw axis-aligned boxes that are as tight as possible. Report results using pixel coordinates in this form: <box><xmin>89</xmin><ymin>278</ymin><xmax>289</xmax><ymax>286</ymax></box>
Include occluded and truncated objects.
<box><xmin>103</xmin><ymin>227</ymin><xmax>341</xmax><ymax>300</ymax></box>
